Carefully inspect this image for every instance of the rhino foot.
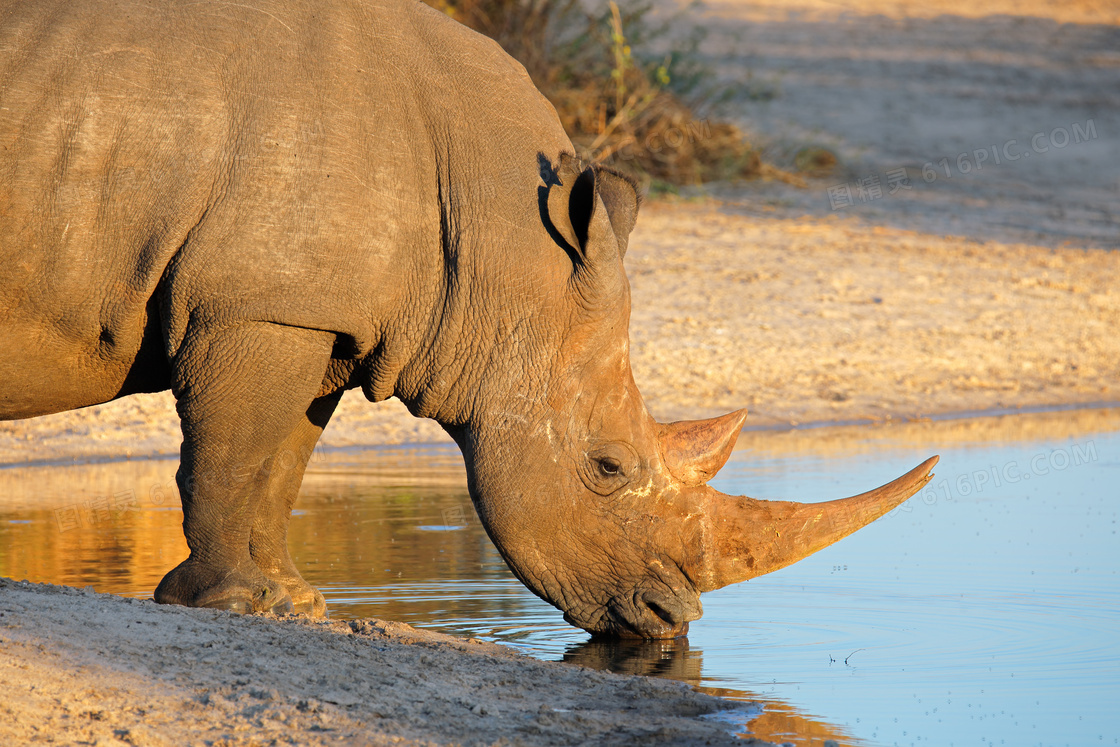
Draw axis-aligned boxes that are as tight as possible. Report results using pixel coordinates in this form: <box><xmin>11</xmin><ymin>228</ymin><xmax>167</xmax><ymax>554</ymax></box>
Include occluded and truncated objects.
<box><xmin>154</xmin><ymin>557</ymin><xmax>294</xmax><ymax>615</ymax></box>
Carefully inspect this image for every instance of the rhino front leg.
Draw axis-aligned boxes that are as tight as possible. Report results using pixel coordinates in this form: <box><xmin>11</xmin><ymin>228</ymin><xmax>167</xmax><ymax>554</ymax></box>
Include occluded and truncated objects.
<box><xmin>155</xmin><ymin>322</ymin><xmax>335</xmax><ymax>615</ymax></box>
<box><xmin>247</xmin><ymin>389</ymin><xmax>344</xmax><ymax>618</ymax></box>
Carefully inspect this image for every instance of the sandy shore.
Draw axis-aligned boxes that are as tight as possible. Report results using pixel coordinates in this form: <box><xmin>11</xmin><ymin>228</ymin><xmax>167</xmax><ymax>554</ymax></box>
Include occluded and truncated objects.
<box><xmin>1</xmin><ymin>1</ymin><xmax>1118</xmax><ymax>745</ymax></box>
<box><xmin>0</xmin><ymin>579</ymin><xmax>761</xmax><ymax>746</ymax></box>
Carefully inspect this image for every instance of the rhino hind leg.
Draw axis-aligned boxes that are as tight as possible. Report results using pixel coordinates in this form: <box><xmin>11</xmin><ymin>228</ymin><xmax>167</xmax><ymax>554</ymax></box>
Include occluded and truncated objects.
<box><xmin>154</xmin><ymin>322</ymin><xmax>336</xmax><ymax>616</ymax></box>
<box><xmin>247</xmin><ymin>389</ymin><xmax>345</xmax><ymax>618</ymax></box>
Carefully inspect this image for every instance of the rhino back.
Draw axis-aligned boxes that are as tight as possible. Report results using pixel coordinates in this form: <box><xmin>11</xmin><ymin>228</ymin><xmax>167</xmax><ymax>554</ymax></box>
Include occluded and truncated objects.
<box><xmin>0</xmin><ymin>0</ymin><xmax>571</xmax><ymax>418</ymax></box>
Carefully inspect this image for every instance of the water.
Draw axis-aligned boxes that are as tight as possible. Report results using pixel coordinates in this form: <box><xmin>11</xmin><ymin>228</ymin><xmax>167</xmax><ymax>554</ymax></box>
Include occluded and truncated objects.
<box><xmin>1</xmin><ymin>409</ymin><xmax>1117</xmax><ymax>747</ymax></box>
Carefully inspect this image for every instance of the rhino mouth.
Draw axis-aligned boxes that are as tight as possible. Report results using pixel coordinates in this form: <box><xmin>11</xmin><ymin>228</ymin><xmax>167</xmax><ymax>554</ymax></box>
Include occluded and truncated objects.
<box><xmin>574</xmin><ymin>590</ymin><xmax>700</xmax><ymax>640</ymax></box>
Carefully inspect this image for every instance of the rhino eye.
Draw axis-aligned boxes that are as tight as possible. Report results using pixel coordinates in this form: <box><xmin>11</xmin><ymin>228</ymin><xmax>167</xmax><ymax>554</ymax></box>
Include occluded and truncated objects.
<box><xmin>581</xmin><ymin>443</ymin><xmax>637</xmax><ymax>496</ymax></box>
<box><xmin>597</xmin><ymin>457</ymin><xmax>621</xmax><ymax>477</ymax></box>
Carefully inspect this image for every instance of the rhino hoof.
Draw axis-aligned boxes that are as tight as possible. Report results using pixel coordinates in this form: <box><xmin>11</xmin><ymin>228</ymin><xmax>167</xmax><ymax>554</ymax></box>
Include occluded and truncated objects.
<box><xmin>263</xmin><ymin>591</ymin><xmax>295</xmax><ymax>615</ymax></box>
<box><xmin>290</xmin><ymin>588</ymin><xmax>327</xmax><ymax>618</ymax></box>
<box><xmin>268</xmin><ymin>572</ymin><xmax>327</xmax><ymax>618</ymax></box>
<box><xmin>195</xmin><ymin>582</ymin><xmax>294</xmax><ymax>615</ymax></box>
<box><xmin>201</xmin><ymin>596</ymin><xmax>254</xmax><ymax>614</ymax></box>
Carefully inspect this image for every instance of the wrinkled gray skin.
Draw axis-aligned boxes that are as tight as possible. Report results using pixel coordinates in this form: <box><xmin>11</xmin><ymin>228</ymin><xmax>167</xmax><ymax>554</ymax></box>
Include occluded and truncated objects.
<box><xmin>1</xmin><ymin>0</ymin><xmax>936</xmax><ymax>638</ymax></box>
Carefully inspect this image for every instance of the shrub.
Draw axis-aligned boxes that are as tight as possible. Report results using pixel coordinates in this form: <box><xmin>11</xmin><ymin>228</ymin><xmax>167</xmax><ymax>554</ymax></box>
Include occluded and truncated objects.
<box><xmin>426</xmin><ymin>0</ymin><xmax>762</xmax><ymax>187</ymax></box>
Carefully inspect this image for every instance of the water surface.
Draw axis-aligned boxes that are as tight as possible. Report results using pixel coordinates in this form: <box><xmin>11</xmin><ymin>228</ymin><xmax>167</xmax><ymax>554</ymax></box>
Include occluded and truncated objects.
<box><xmin>2</xmin><ymin>409</ymin><xmax>1117</xmax><ymax>747</ymax></box>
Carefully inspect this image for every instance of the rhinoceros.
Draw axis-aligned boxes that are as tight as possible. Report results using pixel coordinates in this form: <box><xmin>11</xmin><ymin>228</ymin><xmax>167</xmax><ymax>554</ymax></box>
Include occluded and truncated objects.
<box><xmin>0</xmin><ymin>0</ymin><xmax>936</xmax><ymax>638</ymax></box>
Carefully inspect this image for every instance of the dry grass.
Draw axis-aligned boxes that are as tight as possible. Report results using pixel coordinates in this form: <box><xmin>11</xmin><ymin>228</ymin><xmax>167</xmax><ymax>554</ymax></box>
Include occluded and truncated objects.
<box><xmin>426</xmin><ymin>0</ymin><xmax>762</xmax><ymax>188</ymax></box>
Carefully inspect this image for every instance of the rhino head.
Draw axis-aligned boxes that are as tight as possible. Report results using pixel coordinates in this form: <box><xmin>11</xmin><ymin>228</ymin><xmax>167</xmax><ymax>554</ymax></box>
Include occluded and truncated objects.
<box><xmin>439</xmin><ymin>154</ymin><xmax>937</xmax><ymax>639</ymax></box>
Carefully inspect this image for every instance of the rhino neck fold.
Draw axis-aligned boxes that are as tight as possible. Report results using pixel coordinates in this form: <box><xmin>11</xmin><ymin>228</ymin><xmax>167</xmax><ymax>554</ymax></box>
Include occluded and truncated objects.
<box><xmin>384</xmin><ymin>169</ymin><xmax>570</xmax><ymax>434</ymax></box>
<box><xmin>393</xmin><ymin>200</ymin><xmax>476</xmax><ymax>428</ymax></box>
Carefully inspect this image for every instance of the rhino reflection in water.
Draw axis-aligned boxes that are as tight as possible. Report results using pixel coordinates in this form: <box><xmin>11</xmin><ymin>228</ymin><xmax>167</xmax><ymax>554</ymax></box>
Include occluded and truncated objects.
<box><xmin>0</xmin><ymin>0</ymin><xmax>936</xmax><ymax>638</ymax></box>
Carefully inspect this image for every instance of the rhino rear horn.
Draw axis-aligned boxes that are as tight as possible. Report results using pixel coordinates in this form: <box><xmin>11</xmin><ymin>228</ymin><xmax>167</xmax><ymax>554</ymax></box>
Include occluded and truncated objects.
<box><xmin>658</xmin><ymin>409</ymin><xmax>749</xmax><ymax>486</ymax></box>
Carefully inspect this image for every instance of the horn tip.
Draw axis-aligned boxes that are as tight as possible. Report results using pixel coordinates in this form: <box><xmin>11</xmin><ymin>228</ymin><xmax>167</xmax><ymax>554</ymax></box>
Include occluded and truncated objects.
<box><xmin>725</xmin><ymin>408</ymin><xmax>749</xmax><ymax>435</ymax></box>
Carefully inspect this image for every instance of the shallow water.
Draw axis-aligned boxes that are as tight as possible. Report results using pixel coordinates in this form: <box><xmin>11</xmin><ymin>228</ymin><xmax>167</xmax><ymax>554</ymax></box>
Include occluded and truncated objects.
<box><xmin>2</xmin><ymin>410</ymin><xmax>1118</xmax><ymax>747</ymax></box>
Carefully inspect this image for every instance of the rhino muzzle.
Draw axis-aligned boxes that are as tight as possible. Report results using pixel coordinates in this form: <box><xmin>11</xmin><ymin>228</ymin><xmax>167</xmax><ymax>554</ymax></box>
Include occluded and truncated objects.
<box><xmin>574</xmin><ymin>589</ymin><xmax>702</xmax><ymax>640</ymax></box>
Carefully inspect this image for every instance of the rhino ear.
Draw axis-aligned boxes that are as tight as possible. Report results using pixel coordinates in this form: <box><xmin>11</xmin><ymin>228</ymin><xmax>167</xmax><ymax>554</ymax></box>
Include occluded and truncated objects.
<box><xmin>546</xmin><ymin>154</ymin><xmax>597</xmax><ymax>259</ymax></box>
<box><xmin>591</xmin><ymin>164</ymin><xmax>640</xmax><ymax>258</ymax></box>
<box><xmin>545</xmin><ymin>154</ymin><xmax>637</xmax><ymax>264</ymax></box>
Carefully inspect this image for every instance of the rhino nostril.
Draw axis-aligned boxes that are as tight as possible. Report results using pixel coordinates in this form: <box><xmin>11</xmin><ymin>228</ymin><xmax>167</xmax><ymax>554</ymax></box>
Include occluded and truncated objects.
<box><xmin>645</xmin><ymin>600</ymin><xmax>678</xmax><ymax>627</ymax></box>
<box><xmin>640</xmin><ymin>595</ymin><xmax>680</xmax><ymax>631</ymax></box>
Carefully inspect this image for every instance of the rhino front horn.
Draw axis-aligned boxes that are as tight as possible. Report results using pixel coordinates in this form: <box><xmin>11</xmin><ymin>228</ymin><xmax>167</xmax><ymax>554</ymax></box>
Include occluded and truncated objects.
<box><xmin>658</xmin><ymin>409</ymin><xmax>749</xmax><ymax>487</ymax></box>
<box><xmin>689</xmin><ymin>455</ymin><xmax>939</xmax><ymax>593</ymax></box>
